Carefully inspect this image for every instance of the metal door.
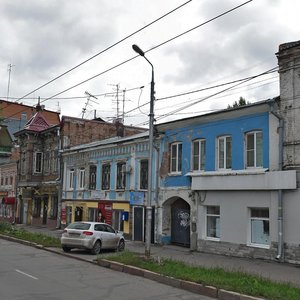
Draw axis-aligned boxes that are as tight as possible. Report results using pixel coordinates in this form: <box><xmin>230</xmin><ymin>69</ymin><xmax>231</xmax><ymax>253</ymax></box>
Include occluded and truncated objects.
<box><xmin>133</xmin><ymin>206</ymin><xmax>143</xmax><ymax>241</ymax></box>
<box><xmin>171</xmin><ymin>199</ymin><xmax>190</xmax><ymax>246</ymax></box>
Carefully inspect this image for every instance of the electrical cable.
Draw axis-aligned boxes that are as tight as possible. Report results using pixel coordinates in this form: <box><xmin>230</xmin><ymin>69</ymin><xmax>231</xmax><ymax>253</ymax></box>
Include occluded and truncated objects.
<box><xmin>14</xmin><ymin>0</ymin><xmax>192</xmax><ymax>103</ymax></box>
<box><xmin>40</xmin><ymin>0</ymin><xmax>253</xmax><ymax>104</ymax></box>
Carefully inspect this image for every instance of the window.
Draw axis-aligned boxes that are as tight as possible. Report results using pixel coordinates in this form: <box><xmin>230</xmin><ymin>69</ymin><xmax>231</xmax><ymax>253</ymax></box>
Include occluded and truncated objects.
<box><xmin>116</xmin><ymin>162</ymin><xmax>126</xmax><ymax>190</ymax></box>
<box><xmin>246</xmin><ymin>131</ymin><xmax>263</xmax><ymax>168</ymax></box>
<box><xmin>34</xmin><ymin>152</ymin><xmax>43</xmax><ymax>173</ymax></box>
<box><xmin>140</xmin><ymin>159</ymin><xmax>148</xmax><ymax>190</ymax></box>
<box><xmin>101</xmin><ymin>163</ymin><xmax>111</xmax><ymax>190</ymax></box>
<box><xmin>113</xmin><ymin>210</ymin><xmax>124</xmax><ymax>232</ymax></box>
<box><xmin>88</xmin><ymin>207</ymin><xmax>98</xmax><ymax>221</ymax></box>
<box><xmin>217</xmin><ymin>136</ymin><xmax>232</xmax><ymax>169</ymax></box>
<box><xmin>192</xmin><ymin>139</ymin><xmax>206</xmax><ymax>171</ymax></box>
<box><xmin>33</xmin><ymin>198</ymin><xmax>41</xmax><ymax>217</ymax></box>
<box><xmin>206</xmin><ymin>206</ymin><xmax>220</xmax><ymax>239</ymax></box>
<box><xmin>78</xmin><ymin>168</ymin><xmax>85</xmax><ymax>189</ymax></box>
<box><xmin>21</xmin><ymin>151</ymin><xmax>26</xmax><ymax>175</ymax></box>
<box><xmin>52</xmin><ymin>149</ymin><xmax>59</xmax><ymax>173</ymax></box>
<box><xmin>68</xmin><ymin>169</ymin><xmax>74</xmax><ymax>190</ymax></box>
<box><xmin>170</xmin><ymin>142</ymin><xmax>182</xmax><ymax>173</ymax></box>
<box><xmin>250</xmin><ymin>208</ymin><xmax>269</xmax><ymax>246</ymax></box>
<box><xmin>44</xmin><ymin>152</ymin><xmax>50</xmax><ymax>173</ymax></box>
<box><xmin>89</xmin><ymin>165</ymin><xmax>97</xmax><ymax>190</ymax></box>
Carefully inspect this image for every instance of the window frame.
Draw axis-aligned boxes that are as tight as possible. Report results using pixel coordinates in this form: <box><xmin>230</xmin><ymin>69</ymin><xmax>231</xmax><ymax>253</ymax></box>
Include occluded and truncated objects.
<box><xmin>217</xmin><ymin>135</ymin><xmax>232</xmax><ymax>170</ymax></box>
<box><xmin>101</xmin><ymin>162</ymin><xmax>111</xmax><ymax>191</ymax></box>
<box><xmin>170</xmin><ymin>142</ymin><xmax>182</xmax><ymax>174</ymax></box>
<box><xmin>248</xmin><ymin>207</ymin><xmax>270</xmax><ymax>248</ymax></box>
<box><xmin>68</xmin><ymin>168</ymin><xmax>74</xmax><ymax>190</ymax></box>
<box><xmin>33</xmin><ymin>152</ymin><xmax>43</xmax><ymax>174</ymax></box>
<box><xmin>89</xmin><ymin>165</ymin><xmax>97</xmax><ymax>190</ymax></box>
<box><xmin>206</xmin><ymin>206</ymin><xmax>220</xmax><ymax>241</ymax></box>
<box><xmin>78</xmin><ymin>168</ymin><xmax>85</xmax><ymax>190</ymax></box>
<box><xmin>139</xmin><ymin>159</ymin><xmax>148</xmax><ymax>190</ymax></box>
<box><xmin>116</xmin><ymin>161</ymin><xmax>126</xmax><ymax>191</ymax></box>
<box><xmin>245</xmin><ymin>131</ymin><xmax>263</xmax><ymax>168</ymax></box>
<box><xmin>192</xmin><ymin>139</ymin><xmax>206</xmax><ymax>171</ymax></box>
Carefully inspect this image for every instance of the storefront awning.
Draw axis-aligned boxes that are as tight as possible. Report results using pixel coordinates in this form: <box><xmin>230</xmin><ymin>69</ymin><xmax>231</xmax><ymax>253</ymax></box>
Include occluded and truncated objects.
<box><xmin>2</xmin><ymin>197</ymin><xmax>16</xmax><ymax>205</ymax></box>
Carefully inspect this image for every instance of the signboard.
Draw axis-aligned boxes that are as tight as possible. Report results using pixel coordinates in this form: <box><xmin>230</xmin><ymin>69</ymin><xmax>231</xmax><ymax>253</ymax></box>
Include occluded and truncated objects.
<box><xmin>91</xmin><ymin>190</ymin><xmax>106</xmax><ymax>199</ymax></box>
<box><xmin>130</xmin><ymin>191</ymin><xmax>144</xmax><ymax>206</ymax></box>
<box><xmin>98</xmin><ymin>201</ymin><xmax>112</xmax><ymax>225</ymax></box>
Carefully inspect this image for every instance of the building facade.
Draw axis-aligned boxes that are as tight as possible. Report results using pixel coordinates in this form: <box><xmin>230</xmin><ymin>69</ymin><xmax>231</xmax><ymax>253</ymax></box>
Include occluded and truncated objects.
<box><xmin>61</xmin><ymin>131</ymin><xmax>157</xmax><ymax>240</ymax></box>
<box><xmin>155</xmin><ymin>40</ymin><xmax>300</xmax><ymax>264</ymax></box>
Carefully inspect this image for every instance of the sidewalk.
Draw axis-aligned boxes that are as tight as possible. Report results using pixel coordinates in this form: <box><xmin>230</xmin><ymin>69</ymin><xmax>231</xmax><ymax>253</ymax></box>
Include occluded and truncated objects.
<box><xmin>20</xmin><ymin>225</ymin><xmax>300</xmax><ymax>288</ymax></box>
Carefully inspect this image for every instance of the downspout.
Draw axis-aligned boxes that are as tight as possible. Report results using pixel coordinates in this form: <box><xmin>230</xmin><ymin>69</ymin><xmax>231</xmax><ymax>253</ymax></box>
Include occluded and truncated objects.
<box><xmin>56</xmin><ymin>127</ymin><xmax>62</xmax><ymax>229</ymax></box>
<box><xmin>154</xmin><ymin>141</ymin><xmax>160</xmax><ymax>244</ymax></box>
<box><xmin>269</xmin><ymin>100</ymin><xmax>284</xmax><ymax>261</ymax></box>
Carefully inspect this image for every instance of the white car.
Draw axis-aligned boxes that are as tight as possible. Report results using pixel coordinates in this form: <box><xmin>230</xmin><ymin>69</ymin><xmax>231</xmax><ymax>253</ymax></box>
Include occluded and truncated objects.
<box><xmin>61</xmin><ymin>222</ymin><xmax>125</xmax><ymax>255</ymax></box>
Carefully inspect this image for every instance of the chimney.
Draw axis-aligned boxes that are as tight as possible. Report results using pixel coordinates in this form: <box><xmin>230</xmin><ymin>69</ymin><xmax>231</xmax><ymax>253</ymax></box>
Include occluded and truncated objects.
<box><xmin>276</xmin><ymin>40</ymin><xmax>300</xmax><ymax>168</ymax></box>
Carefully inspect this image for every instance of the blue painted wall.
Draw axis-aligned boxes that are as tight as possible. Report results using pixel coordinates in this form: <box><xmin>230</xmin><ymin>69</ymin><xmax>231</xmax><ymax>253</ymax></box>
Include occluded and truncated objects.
<box><xmin>160</xmin><ymin>112</ymin><xmax>269</xmax><ymax>188</ymax></box>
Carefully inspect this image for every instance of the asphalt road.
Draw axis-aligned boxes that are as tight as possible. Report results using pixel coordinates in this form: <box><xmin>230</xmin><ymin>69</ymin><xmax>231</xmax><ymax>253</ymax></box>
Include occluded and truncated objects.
<box><xmin>0</xmin><ymin>239</ymin><xmax>214</xmax><ymax>300</ymax></box>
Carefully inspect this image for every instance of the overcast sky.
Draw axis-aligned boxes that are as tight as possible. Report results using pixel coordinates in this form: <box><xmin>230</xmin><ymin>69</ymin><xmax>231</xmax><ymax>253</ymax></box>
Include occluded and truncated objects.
<box><xmin>0</xmin><ymin>0</ymin><xmax>299</xmax><ymax>127</ymax></box>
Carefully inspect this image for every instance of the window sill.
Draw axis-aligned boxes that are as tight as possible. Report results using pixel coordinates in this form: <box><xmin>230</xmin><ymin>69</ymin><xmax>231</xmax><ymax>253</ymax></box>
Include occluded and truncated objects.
<box><xmin>205</xmin><ymin>237</ymin><xmax>220</xmax><ymax>242</ymax></box>
<box><xmin>247</xmin><ymin>243</ymin><xmax>270</xmax><ymax>249</ymax></box>
<box><xmin>168</xmin><ymin>172</ymin><xmax>182</xmax><ymax>176</ymax></box>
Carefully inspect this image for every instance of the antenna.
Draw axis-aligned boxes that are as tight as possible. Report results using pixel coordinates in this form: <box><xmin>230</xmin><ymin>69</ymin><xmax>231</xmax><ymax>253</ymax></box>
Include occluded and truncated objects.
<box><xmin>7</xmin><ymin>63</ymin><xmax>15</xmax><ymax>101</ymax></box>
<box><xmin>82</xmin><ymin>91</ymin><xmax>98</xmax><ymax>119</ymax></box>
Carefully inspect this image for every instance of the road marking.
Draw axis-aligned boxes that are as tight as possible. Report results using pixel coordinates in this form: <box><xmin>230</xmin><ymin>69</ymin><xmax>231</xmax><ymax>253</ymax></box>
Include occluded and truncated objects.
<box><xmin>15</xmin><ymin>269</ymin><xmax>38</xmax><ymax>280</ymax></box>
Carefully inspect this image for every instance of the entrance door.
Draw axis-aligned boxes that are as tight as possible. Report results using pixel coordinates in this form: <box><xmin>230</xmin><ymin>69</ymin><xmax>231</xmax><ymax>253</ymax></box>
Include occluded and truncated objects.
<box><xmin>133</xmin><ymin>206</ymin><xmax>143</xmax><ymax>241</ymax></box>
<box><xmin>74</xmin><ymin>206</ymin><xmax>83</xmax><ymax>222</ymax></box>
<box><xmin>171</xmin><ymin>199</ymin><xmax>190</xmax><ymax>247</ymax></box>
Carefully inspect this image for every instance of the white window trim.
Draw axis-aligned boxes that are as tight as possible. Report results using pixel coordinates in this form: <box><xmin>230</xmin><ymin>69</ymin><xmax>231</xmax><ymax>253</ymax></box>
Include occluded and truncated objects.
<box><xmin>68</xmin><ymin>169</ymin><xmax>74</xmax><ymax>191</ymax></box>
<box><xmin>78</xmin><ymin>168</ymin><xmax>85</xmax><ymax>190</ymax></box>
<box><xmin>248</xmin><ymin>208</ymin><xmax>270</xmax><ymax>249</ymax></box>
<box><xmin>245</xmin><ymin>131</ymin><xmax>263</xmax><ymax>169</ymax></box>
<box><xmin>192</xmin><ymin>139</ymin><xmax>206</xmax><ymax>172</ymax></box>
<box><xmin>217</xmin><ymin>136</ymin><xmax>232</xmax><ymax>170</ymax></box>
<box><xmin>205</xmin><ymin>206</ymin><xmax>220</xmax><ymax>241</ymax></box>
<box><xmin>170</xmin><ymin>142</ymin><xmax>182</xmax><ymax>174</ymax></box>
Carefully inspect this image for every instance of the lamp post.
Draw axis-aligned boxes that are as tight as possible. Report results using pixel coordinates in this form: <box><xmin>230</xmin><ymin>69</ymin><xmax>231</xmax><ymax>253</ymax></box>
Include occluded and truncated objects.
<box><xmin>132</xmin><ymin>44</ymin><xmax>155</xmax><ymax>258</ymax></box>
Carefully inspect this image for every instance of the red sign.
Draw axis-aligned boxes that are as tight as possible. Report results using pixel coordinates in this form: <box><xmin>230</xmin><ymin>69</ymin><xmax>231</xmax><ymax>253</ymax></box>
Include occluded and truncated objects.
<box><xmin>98</xmin><ymin>201</ymin><xmax>112</xmax><ymax>225</ymax></box>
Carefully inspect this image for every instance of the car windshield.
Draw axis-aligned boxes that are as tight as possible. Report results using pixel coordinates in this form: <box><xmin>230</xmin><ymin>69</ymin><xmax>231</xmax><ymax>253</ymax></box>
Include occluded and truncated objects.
<box><xmin>67</xmin><ymin>223</ymin><xmax>91</xmax><ymax>230</ymax></box>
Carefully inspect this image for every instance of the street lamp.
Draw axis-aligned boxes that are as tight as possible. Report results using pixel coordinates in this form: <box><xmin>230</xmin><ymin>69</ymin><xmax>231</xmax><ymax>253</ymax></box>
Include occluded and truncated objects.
<box><xmin>132</xmin><ymin>44</ymin><xmax>155</xmax><ymax>258</ymax></box>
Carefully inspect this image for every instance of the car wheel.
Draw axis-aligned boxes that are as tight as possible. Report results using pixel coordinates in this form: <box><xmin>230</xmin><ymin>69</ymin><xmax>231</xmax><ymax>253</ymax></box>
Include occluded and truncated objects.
<box><xmin>91</xmin><ymin>240</ymin><xmax>101</xmax><ymax>255</ymax></box>
<box><xmin>117</xmin><ymin>239</ymin><xmax>125</xmax><ymax>251</ymax></box>
<box><xmin>62</xmin><ymin>246</ymin><xmax>71</xmax><ymax>252</ymax></box>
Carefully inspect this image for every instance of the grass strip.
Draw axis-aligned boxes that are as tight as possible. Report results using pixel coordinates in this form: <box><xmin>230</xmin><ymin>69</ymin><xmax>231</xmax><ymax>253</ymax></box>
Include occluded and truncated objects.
<box><xmin>0</xmin><ymin>222</ymin><xmax>61</xmax><ymax>247</ymax></box>
<box><xmin>103</xmin><ymin>251</ymin><xmax>300</xmax><ymax>300</ymax></box>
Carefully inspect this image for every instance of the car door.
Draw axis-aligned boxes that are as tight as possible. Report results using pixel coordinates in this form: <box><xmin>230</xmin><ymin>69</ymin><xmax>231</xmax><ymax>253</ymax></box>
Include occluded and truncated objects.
<box><xmin>104</xmin><ymin>224</ymin><xmax>118</xmax><ymax>248</ymax></box>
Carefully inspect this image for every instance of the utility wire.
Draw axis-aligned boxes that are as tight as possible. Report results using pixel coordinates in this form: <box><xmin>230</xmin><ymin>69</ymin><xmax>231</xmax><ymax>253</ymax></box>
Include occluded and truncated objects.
<box><xmin>14</xmin><ymin>0</ymin><xmax>192</xmax><ymax>103</ymax></box>
<box><xmin>41</xmin><ymin>0</ymin><xmax>253</xmax><ymax>104</ymax></box>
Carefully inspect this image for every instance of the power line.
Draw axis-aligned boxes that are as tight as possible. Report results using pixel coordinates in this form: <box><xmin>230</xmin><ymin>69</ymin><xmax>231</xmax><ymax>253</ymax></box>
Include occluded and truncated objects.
<box><xmin>40</xmin><ymin>0</ymin><xmax>253</xmax><ymax>104</ymax></box>
<box><xmin>14</xmin><ymin>0</ymin><xmax>192</xmax><ymax>103</ymax></box>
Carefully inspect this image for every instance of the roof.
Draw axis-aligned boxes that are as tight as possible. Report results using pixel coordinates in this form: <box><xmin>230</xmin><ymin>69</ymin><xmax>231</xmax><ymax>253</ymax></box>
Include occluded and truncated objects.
<box><xmin>156</xmin><ymin>98</ymin><xmax>276</xmax><ymax>131</ymax></box>
<box><xmin>23</xmin><ymin>111</ymin><xmax>50</xmax><ymax>132</ymax></box>
<box><xmin>278</xmin><ymin>40</ymin><xmax>300</xmax><ymax>52</ymax></box>
<box><xmin>63</xmin><ymin>131</ymin><xmax>149</xmax><ymax>153</ymax></box>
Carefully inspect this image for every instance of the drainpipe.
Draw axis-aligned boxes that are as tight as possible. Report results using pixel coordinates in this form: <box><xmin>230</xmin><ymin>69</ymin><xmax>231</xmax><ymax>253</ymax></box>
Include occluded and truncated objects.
<box><xmin>269</xmin><ymin>100</ymin><xmax>284</xmax><ymax>261</ymax></box>
<box><xmin>56</xmin><ymin>127</ymin><xmax>62</xmax><ymax>229</ymax></box>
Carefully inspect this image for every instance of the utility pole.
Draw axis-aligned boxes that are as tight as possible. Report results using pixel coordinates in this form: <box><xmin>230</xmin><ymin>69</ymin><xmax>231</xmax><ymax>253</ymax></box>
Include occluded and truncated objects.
<box><xmin>7</xmin><ymin>63</ymin><xmax>14</xmax><ymax>101</ymax></box>
<box><xmin>82</xmin><ymin>91</ymin><xmax>98</xmax><ymax>119</ymax></box>
<box><xmin>122</xmin><ymin>89</ymin><xmax>126</xmax><ymax>123</ymax></box>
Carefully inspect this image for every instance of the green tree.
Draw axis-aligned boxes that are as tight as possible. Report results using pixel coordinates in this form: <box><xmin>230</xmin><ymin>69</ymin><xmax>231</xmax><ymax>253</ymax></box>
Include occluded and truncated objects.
<box><xmin>227</xmin><ymin>97</ymin><xmax>250</xmax><ymax>109</ymax></box>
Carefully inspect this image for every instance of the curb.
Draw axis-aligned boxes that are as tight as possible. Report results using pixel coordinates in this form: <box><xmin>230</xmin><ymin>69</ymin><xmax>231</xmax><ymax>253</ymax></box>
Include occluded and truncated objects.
<box><xmin>98</xmin><ymin>259</ymin><xmax>265</xmax><ymax>300</ymax></box>
<box><xmin>0</xmin><ymin>234</ymin><xmax>265</xmax><ymax>300</ymax></box>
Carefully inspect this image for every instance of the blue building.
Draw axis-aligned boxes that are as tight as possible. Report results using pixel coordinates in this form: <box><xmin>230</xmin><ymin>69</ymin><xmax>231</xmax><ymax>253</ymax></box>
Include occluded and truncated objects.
<box><xmin>61</xmin><ymin>131</ymin><xmax>157</xmax><ymax>240</ymax></box>
<box><xmin>155</xmin><ymin>99</ymin><xmax>296</xmax><ymax>261</ymax></box>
